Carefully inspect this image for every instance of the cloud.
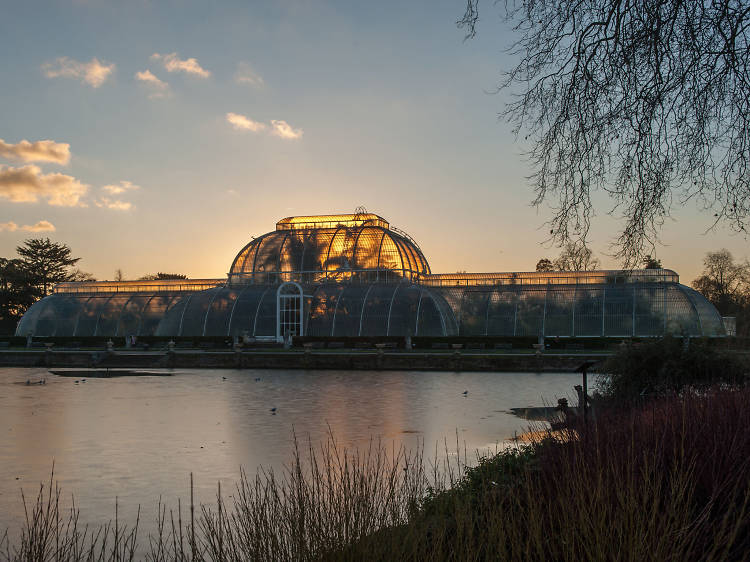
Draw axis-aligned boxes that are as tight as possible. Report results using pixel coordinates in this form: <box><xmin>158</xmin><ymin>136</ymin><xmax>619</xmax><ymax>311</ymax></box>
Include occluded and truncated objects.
<box><xmin>0</xmin><ymin>165</ymin><xmax>88</xmax><ymax>206</ymax></box>
<box><xmin>96</xmin><ymin>181</ymin><xmax>139</xmax><ymax>209</ymax></box>
<box><xmin>270</xmin><ymin>119</ymin><xmax>304</xmax><ymax>140</ymax></box>
<box><xmin>95</xmin><ymin>197</ymin><xmax>132</xmax><ymax>211</ymax></box>
<box><xmin>234</xmin><ymin>62</ymin><xmax>264</xmax><ymax>87</ymax></box>
<box><xmin>102</xmin><ymin>180</ymin><xmax>140</xmax><ymax>195</ymax></box>
<box><xmin>25</xmin><ymin>220</ymin><xmax>56</xmax><ymax>232</ymax></box>
<box><xmin>0</xmin><ymin>139</ymin><xmax>70</xmax><ymax>165</ymax></box>
<box><xmin>226</xmin><ymin>112</ymin><xmax>267</xmax><ymax>132</ymax></box>
<box><xmin>42</xmin><ymin>57</ymin><xmax>115</xmax><ymax>88</ymax></box>
<box><xmin>135</xmin><ymin>70</ymin><xmax>170</xmax><ymax>98</ymax></box>
<box><xmin>0</xmin><ymin>220</ymin><xmax>57</xmax><ymax>233</ymax></box>
<box><xmin>151</xmin><ymin>52</ymin><xmax>210</xmax><ymax>78</ymax></box>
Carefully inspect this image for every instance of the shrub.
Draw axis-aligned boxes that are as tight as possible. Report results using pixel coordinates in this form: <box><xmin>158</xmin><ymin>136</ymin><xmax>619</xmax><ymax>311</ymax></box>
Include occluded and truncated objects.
<box><xmin>598</xmin><ymin>336</ymin><xmax>749</xmax><ymax>402</ymax></box>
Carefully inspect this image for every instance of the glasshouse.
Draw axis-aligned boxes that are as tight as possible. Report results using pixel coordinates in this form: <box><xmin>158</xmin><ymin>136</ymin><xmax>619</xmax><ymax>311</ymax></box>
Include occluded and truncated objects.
<box><xmin>16</xmin><ymin>212</ymin><xmax>726</xmax><ymax>339</ymax></box>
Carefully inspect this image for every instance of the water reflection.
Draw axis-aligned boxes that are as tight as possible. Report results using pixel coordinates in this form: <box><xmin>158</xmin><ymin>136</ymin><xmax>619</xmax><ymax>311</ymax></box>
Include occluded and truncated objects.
<box><xmin>0</xmin><ymin>368</ymin><xmax>580</xmax><ymax>535</ymax></box>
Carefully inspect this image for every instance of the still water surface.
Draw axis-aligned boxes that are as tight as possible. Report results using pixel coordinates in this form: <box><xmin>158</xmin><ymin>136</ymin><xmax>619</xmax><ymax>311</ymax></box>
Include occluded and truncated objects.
<box><xmin>0</xmin><ymin>368</ymin><xmax>581</xmax><ymax>534</ymax></box>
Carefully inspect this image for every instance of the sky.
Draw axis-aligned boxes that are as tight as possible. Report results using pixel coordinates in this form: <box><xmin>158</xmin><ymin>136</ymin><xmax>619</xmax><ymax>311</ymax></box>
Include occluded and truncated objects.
<box><xmin>0</xmin><ymin>0</ymin><xmax>747</xmax><ymax>284</ymax></box>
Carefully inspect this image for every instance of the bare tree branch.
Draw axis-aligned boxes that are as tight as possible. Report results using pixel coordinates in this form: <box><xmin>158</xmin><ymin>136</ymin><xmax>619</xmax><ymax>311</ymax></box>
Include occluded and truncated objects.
<box><xmin>463</xmin><ymin>0</ymin><xmax>750</xmax><ymax>265</ymax></box>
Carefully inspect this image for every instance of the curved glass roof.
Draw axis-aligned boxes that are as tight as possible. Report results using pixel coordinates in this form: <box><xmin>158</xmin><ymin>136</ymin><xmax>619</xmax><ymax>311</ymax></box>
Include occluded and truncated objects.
<box><xmin>17</xmin><ymin>281</ymin><xmax>724</xmax><ymax>338</ymax></box>
<box><xmin>17</xmin><ymin>283</ymin><xmax>455</xmax><ymax>338</ymax></box>
<box><xmin>229</xmin><ymin>216</ymin><xmax>430</xmax><ymax>284</ymax></box>
<box><xmin>441</xmin><ymin>283</ymin><xmax>724</xmax><ymax>337</ymax></box>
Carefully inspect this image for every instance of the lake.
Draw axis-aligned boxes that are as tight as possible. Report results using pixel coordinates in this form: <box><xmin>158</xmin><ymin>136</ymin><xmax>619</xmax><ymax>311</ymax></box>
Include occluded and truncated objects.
<box><xmin>0</xmin><ymin>367</ymin><xmax>583</xmax><ymax>535</ymax></box>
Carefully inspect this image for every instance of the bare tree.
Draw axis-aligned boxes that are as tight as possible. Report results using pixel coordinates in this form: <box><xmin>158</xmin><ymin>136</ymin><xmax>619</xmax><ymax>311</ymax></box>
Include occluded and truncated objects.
<box><xmin>691</xmin><ymin>249</ymin><xmax>749</xmax><ymax>314</ymax></box>
<box><xmin>69</xmin><ymin>268</ymin><xmax>96</xmax><ymax>282</ymax></box>
<box><xmin>552</xmin><ymin>241</ymin><xmax>600</xmax><ymax>271</ymax></box>
<box><xmin>114</xmin><ymin>268</ymin><xmax>125</xmax><ymax>282</ymax></box>
<box><xmin>460</xmin><ymin>0</ymin><xmax>750</xmax><ymax>264</ymax></box>
<box><xmin>535</xmin><ymin>242</ymin><xmax>600</xmax><ymax>271</ymax></box>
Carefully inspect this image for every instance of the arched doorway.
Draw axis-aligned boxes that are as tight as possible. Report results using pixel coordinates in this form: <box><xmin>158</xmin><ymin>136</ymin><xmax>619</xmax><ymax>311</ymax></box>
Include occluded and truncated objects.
<box><xmin>276</xmin><ymin>282</ymin><xmax>304</xmax><ymax>342</ymax></box>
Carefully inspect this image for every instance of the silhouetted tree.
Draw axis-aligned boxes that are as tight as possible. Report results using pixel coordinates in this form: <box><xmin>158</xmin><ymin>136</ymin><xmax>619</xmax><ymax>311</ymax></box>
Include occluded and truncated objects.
<box><xmin>552</xmin><ymin>242</ymin><xmax>600</xmax><ymax>271</ymax></box>
<box><xmin>642</xmin><ymin>255</ymin><xmax>662</xmax><ymax>269</ymax></box>
<box><xmin>16</xmin><ymin>238</ymin><xmax>81</xmax><ymax>296</ymax></box>
<box><xmin>460</xmin><ymin>0</ymin><xmax>750</xmax><ymax>264</ymax></box>
<box><xmin>536</xmin><ymin>258</ymin><xmax>554</xmax><ymax>272</ymax></box>
<box><xmin>691</xmin><ymin>249</ymin><xmax>749</xmax><ymax>316</ymax></box>
<box><xmin>536</xmin><ymin>243</ymin><xmax>600</xmax><ymax>272</ymax></box>
<box><xmin>0</xmin><ymin>240</ymin><xmax>90</xmax><ymax>334</ymax></box>
<box><xmin>0</xmin><ymin>258</ymin><xmax>38</xmax><ymax>334</ymax></box>
<box><xmin>68</xmin><ymin>269</ymin><xmax>95</xmax><ymax>282</ymax></box>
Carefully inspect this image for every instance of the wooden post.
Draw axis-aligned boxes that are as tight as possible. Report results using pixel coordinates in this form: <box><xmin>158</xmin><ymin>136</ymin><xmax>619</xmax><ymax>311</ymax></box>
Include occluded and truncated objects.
<box><xmin>190</xmin><ymin>472</ymin><xmax>195</xmax><ymax>561</ymax></box>
<box><xmin>582</xmin><ymin>365</ymin><xmax>588</xmax><ymax>424</ymax></box>
<box><xmin>575</xmin><ymin>360</ymin><xmax>598</xmax><ymax>427</ymax></box>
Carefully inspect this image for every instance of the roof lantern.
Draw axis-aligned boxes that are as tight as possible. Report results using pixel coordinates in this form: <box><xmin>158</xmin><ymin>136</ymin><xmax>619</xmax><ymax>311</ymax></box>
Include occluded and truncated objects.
<box><xmin>276</xmin><ymin>213</ymin><xmax>389</xmax><ymax>231</ymax></box>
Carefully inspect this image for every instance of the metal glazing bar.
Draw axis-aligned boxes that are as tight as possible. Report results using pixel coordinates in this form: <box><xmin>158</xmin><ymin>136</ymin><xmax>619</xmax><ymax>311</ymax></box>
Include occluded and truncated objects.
<box><xmin>177</xmin><ymin>294</ymin><xmax>194</xmax><ymax>337</ymax></box>
<box><xmin>386</xmin><ymin>284</ymin><xmax>400</xmax><ymax>336</ymax></box>
<box><xmin>359</xmin><ymin>284</ymin><xmax>375</xmax><ymax>337</ymax></box>
<box><xmin>202</xmin><ymin>289</ymin><xmax>222</xmax><ymax>336</ymax></box>
<box><xmin>226</xmin><ymin>287</ymin><xmax>247</xmax><ymax>336</ymax></box>
<box><xmin>253</xmin><ymin>286</ymin><xmax>271</xmax><ymax>337</ymax></box>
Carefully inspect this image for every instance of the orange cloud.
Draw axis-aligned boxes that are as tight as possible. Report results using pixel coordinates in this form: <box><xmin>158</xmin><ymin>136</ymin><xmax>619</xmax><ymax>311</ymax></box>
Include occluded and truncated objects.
<box><xmin>0</xmin><ymin>139</ymin><xmax>70</xmax><ymax>165</ymax></box>
<box><xmin>95</xmin><ymin>197</ymin><xmax>132</xmax><ymax>211</ymax></box>
<box><xmin>270</xmin><ymin>119</ymin><xmax>304</xmax><ymax>140</ymax></box>
<box><xmin>42</xmin><ymin>57</ymin><xmax>115</xmax><ymax>87</ymax></box>
<box><xmin>0</xmin><ymin>220</ymin><xmax>56</xmax><ymax>233</ymax></box>
<box><xmin>151</xmin><ymin>53</ymin><xmax>210</xmax><ymax>78</ymax></box>
<box><xmin>101</xmin><ymin>180</ymin><xmax>140</xmax><ymax>195</ymax></box>
<box><xmin>135</xmin><ymin>70</ymin><xmax>170</xmax><ymax>98</ymax></box>
<box><xmin>226</xmin><ymin>112</ymin><xmax>267</xmax><ymax>132</ymax></box>
<box><xmin>0</xmin><ymin>165</ymin><xmax>87</xmax><ymax>206</ymax></box>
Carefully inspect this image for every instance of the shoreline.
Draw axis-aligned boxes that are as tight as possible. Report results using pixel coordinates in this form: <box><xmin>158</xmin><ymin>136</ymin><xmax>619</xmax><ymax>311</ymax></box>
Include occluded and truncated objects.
<box><xmin>0</xmin><ymin>349</ymin><xmax>610</xmax><ymax>372</ymax></box>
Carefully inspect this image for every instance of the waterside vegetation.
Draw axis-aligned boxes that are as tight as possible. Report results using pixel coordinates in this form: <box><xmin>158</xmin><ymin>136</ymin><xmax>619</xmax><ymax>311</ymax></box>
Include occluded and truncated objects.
<box><xmin>2</xmin><ymin>340</ymin><xmax>749</xmax><ymax>561</ymax></box>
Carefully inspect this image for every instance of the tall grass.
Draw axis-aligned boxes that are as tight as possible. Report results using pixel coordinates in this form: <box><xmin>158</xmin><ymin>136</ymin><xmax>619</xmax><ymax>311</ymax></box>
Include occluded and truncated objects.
<box><xmin>4</xmin><ymin>389</ymin><xmax>750</xmax><ymax>561</ymax></box>
<box><xmin>0</xmin><ymin>435</ymin><xmax>465</xmax><ymax>561</ymax></box>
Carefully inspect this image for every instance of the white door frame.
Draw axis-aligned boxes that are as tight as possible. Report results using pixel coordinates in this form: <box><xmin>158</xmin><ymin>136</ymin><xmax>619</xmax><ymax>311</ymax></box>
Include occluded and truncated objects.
<box><xmin>276</xmin><ymin>282</ymin><xmax>304</xmax><ymax>342</ymax></box>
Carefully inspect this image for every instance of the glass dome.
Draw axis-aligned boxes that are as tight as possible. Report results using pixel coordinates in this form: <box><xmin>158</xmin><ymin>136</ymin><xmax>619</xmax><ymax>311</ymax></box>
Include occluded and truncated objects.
<box><xmin>228</xmin><ymin>214</ymin><xmax>431</xmax><ymax>284</ymax></box>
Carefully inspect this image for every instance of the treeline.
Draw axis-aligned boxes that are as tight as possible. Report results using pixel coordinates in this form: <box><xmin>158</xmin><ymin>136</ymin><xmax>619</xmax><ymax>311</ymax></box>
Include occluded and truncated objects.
<box><xmin>0</xmin><ymin>238</ymin><xmax>86</xmax><ymax>334</ymax></box>
<box><xmin>0</xmin><ymin>238</ymin><xmax>188</xmax><ymax>335</ymax></box>
<box><xmin>690</xmin><ymin>249</ymin><xmax>750</xmax><ymax>336</ymax></box>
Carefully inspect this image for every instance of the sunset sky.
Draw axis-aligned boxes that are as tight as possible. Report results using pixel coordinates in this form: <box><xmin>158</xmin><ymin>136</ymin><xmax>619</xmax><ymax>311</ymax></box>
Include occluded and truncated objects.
<box><xmin>1</xmin><ymin>0</ymin><xmax>747</xmax><ymax>283</ymax></box>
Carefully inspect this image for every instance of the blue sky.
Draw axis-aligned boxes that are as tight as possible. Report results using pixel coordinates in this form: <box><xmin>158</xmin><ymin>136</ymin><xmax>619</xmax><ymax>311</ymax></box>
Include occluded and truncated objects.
<box><xmin>0</xmin><ymin>0</ymin><xmax>746</xmax><ymax>282</ymax></box>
